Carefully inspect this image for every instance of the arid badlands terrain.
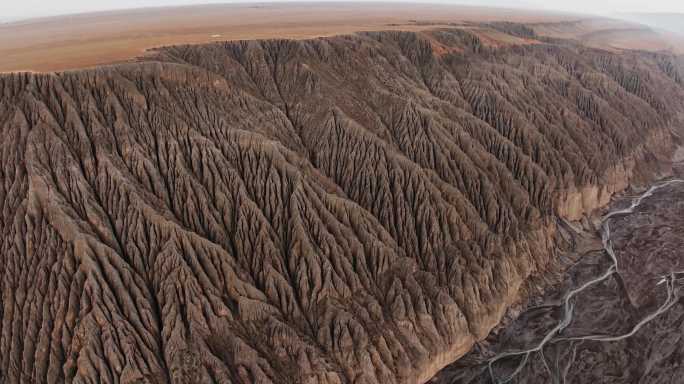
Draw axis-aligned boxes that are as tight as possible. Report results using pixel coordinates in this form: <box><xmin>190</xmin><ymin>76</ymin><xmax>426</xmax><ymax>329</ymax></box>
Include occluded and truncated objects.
<box><xmin>1</xmin><ymin>3</ymin><xmax>684</xmax><ymax>384</ymax></box>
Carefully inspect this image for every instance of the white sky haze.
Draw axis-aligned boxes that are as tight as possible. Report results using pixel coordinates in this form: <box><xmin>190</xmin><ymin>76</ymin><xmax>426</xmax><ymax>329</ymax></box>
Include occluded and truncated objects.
<box><xmin>2</xmin><ymin>0</ymin><xmax>684</xmax><ymax>22</ymax></box>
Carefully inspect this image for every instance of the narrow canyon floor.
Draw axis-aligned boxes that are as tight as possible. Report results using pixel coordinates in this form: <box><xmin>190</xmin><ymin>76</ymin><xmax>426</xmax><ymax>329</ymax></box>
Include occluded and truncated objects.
<box><xmin>433</xmin><ymin>163</ymin><xmax>684</xmax><ymax>383</ymax></box>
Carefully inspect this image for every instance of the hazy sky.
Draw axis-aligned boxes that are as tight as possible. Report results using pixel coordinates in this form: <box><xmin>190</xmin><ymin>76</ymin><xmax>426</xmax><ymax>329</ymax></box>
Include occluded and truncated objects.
<box><xmin>2</xmin><ymin>0</ymin><xmax>684</xmax><ymax>22</ymax></box>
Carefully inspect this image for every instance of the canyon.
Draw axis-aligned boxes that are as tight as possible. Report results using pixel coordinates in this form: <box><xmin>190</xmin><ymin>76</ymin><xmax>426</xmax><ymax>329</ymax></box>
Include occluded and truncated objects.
<box><xmin>1</xmin><ymin>10</ymin><xmax>684</xmax><ymax>384</ymax></box>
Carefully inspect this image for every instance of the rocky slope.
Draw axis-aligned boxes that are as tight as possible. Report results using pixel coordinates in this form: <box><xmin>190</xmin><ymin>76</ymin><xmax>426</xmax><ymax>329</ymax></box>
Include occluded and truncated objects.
<box><xmin>0</xmin><ymin>26</ymin><xmax>682</xmax><ymax>383</ymax></box>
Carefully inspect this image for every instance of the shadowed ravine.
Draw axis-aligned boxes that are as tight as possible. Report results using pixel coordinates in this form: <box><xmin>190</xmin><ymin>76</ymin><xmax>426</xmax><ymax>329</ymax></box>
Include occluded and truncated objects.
<box><xmin>435</xmin><ymin>178</ymin><xmax>684</xmax><ymax>383</ymax></box>
<box><xmin>489</xmin><ymin>179</ymin><xmax>684</xmax><ymax>383</ymax></box>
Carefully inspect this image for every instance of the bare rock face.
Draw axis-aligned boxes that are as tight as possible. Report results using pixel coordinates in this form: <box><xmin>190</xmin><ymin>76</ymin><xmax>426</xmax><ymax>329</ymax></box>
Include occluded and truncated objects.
<box><xmin>0</xmin><ymin>27</ymin><xmax>682</xmax><ymax>383</ymax></box>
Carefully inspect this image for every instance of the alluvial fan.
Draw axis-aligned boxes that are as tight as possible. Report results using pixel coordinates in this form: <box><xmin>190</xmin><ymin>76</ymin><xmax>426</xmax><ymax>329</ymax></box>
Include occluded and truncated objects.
<box><xmin>0</xmin><ymin>26</ymin><xmax>682</xmax><ymax>383</ymax></box>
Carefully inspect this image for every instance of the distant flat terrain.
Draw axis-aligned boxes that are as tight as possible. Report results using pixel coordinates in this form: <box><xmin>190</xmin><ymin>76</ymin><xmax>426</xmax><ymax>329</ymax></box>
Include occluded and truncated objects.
<box><xmin>0</xmin><ymin>2</ymin><xmax>579</xmax><ymax>72</ymax></box>
<box><xmin>530</xmin><ymin>18</ymin><xmax>684</xmax><ymax>53</ymax></box>
<box><xmin>617</xmin><ymin>13</ymin><xmax>684</xmax><ymax>35</ymax></box>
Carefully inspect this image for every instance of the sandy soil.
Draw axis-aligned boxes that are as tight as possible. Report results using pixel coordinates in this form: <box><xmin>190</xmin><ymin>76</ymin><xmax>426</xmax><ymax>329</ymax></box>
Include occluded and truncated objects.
<box><xmin>0</xmin><ymin>2</ymin><xmax>580</xmax><ymax>73</ymax></box>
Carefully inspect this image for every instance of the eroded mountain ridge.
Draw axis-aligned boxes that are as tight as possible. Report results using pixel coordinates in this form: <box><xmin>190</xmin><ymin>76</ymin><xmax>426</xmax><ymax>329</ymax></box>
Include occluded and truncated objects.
<box><xmin>0</xmin><ymin>27</ymin><xmax>682</xmax><ymax>383</ymax></box>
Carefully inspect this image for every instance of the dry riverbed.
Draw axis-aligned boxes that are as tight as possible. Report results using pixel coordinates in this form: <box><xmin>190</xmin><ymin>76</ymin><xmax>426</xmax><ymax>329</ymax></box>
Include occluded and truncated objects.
<box><xmin>433</xmin><ymin>176</ymin><xmax>684</xmax><ymax>383</ymax></box>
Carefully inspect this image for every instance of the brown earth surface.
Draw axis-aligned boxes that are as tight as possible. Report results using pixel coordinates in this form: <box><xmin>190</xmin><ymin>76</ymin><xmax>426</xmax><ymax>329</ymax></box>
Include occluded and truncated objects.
<box><xmin>0</xmin><ymin>3</ymin><xmax>645</xmax><ymax>73</ymax></box>
<box><xmin>6</xmin><ymin>3</ymin><xmax>684</xmax><ymax>72</ymax></box>
<box><xmin>2</xmin><ymin>19</ymin><xmax>684</xmax><ymax>383</ymax></box>
<box><xmin>3</xmin><ymin>3</ymin><xmax>682</xmax><ymax>74</ymax></box>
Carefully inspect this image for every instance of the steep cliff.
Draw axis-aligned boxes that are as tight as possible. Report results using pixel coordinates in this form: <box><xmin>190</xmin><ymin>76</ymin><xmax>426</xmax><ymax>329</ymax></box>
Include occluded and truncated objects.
<box><xmin>0</xmin><ymin>26</ymin><xmax>681</xmax><ymax>383</ymax></box>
